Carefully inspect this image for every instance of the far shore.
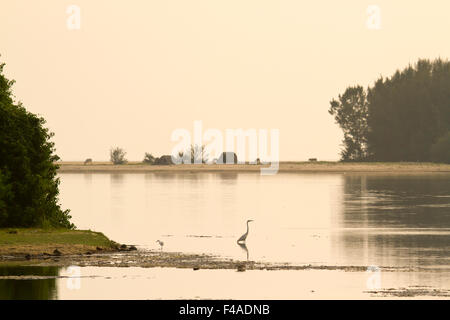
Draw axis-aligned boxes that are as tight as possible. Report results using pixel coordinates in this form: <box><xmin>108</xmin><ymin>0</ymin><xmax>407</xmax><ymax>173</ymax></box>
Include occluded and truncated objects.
<box><xmin>56</xmin><ymin>161</ymin><xmax>450</xmax><ymax>174</ymax></box>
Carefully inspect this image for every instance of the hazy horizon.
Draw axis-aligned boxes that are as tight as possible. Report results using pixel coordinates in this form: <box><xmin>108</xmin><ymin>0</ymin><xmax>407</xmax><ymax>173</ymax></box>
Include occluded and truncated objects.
<box><xmin>2</xmin><ymin>1</ymin><xmax>450</xmax><ymax>161</ymax></box>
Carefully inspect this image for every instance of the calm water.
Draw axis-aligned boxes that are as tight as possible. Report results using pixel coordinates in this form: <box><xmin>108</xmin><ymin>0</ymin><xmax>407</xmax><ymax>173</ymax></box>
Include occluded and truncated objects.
<box><xmin>2</xmin><ymin>172</ymin><xmax>450</xmax><ymax>299</ymax></box>
<box><xmin>60</xmin><ymin>172</ymin><xmax>450</xmax><ymax>267</ymax></box>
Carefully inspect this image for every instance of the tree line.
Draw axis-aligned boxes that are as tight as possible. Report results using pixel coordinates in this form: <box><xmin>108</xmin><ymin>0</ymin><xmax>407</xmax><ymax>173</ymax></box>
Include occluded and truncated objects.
<box><xmin>0</xmin><ymin>62</ymin><xmax>73</xmax><ymax>228</ymax></box>
<box><xmin>109</xmin><ymin>145</ymin><xmax>209</xmax><ymax>165</ymax></box>
<box><xmin>329</xmin><ymin>58</ymin><xmax>450</xmax><ymax>162</ymax></box>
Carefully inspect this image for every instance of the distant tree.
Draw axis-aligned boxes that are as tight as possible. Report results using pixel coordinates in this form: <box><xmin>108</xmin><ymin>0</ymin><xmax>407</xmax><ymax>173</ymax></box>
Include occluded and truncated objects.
<box><xmin>176</xmin><ymin>144</ymin><xmax>208</xmax><ymax>164</ymax></box>
<box><xmin>110</xmin><ymin>147</ymin><xmax>127</xmax><ymax>165</ymax></box>
<box><xmin>329</xmin><ymin>86</ymin><xmax>369</xmax><ymax>161</ymax></box>
<box><xmin>331</xmin><ymin>58</ymin><xmax>450</xmax><ymax>162</ymax></box>
<box><xmin>189</xmin><ymin>144</ymin><xmax>208</xmax><ymax>164</ymax></box>
<box><xmin>431</xmin><ymin>132</ymin><xmax>450</xmax><ymax>163</ymax></box>
<box><xmin>0</xmin><ymin>61</ymin><xmax>73</xmax><ymax>228</ymax></box>
<box><xmin>366</xmin><ymin>59</ymin><xmax>450</xmax><ymax>161</ymax></box>
<box><xmin>143</xmin><ymin>153</ymin><xmax>155</xmax><ymax>164</ymax></box>
<box><xmin>84</xmin><ymin>158</ymin><xmax>92</xmax><ymax>165</ymax></box>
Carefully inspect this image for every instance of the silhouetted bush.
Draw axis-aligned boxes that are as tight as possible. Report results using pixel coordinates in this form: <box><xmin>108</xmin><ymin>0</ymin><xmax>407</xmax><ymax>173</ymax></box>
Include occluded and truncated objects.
<box><xmin>110</xmin><ymin>147</ymin><xmax>127</xmax><ymax>165</ymax></box>
<box><xmin>154</xmin><ymin>155</ymin><xmax>173</xmax><ymax>165</ymax></box>
<box><xmin>143</xmin><ymin>153</ymin><xmax>155</xmax><ymax>164</ymax></box>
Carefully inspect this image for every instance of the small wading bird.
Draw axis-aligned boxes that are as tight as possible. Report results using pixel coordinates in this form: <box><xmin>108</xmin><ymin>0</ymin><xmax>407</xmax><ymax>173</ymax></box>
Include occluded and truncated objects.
<box><xmin>156</xmin><ymin>240</ymin><xmax>164</xmax><ymax>251</ymax></box>
<box><xmin>237</xmin><ymin>220</ymin><xmax>254</xmax><ymax>244</ymax></box>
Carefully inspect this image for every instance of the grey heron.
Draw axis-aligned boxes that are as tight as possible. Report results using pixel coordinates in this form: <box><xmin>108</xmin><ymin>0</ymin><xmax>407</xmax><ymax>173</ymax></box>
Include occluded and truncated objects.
<box><xmin>156</xmin><ymin>240</ymin><xmax>164</xmax><ymax>251</ymax></box>
<box><xmin>237</xmin><ymin>220</ymin><xmax>254</xmax><ymax>244</ymax></box>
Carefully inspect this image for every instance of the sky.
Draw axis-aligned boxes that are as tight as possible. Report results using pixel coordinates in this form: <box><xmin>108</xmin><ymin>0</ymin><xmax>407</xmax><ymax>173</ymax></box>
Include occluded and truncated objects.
<box><xmin>1</xmin><ymin>0</ymin><xmax>450</xmax><ymax>161</ymax></box>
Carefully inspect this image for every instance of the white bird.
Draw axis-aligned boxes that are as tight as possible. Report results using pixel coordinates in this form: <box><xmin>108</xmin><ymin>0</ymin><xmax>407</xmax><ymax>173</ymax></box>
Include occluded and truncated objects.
<box><xmin>156</xmin><ymin>240</ymin><xmax>164</xmax><ymax>251</ymax></box>
<box><xmin>237</xmin><ymin>220</ymin><xmax>254</xmax><ymax>244</ymax></box>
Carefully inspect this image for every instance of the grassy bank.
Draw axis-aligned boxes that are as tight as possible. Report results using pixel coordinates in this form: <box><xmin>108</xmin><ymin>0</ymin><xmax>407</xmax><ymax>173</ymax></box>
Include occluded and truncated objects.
<box><xmin>57</xmin><ymin>161</ymin><xmax>450</xmax><ymax>173</ymax></box>
<box><xmin>0</xmin><ymin>229</ymin><xmax>118</xmax><ymax>257</ymax></box>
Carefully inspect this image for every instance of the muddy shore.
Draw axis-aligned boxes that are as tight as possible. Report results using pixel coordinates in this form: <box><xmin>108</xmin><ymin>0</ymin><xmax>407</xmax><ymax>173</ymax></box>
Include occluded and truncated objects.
<box><xmin>0</xmin><ymin>248</ymin><xmax>413</xmax><ymax>272</ymax></box>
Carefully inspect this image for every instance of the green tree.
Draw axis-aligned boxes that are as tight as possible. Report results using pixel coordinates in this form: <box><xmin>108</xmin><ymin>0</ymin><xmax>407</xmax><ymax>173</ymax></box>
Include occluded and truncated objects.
<box><xmin>0</xmin><ymin>61</ymin><xmax>73</xmax><ymax>228</ymax></box>
<box><xmin>329</xmin><ymin>86</ymin><xmax>369</xmax><ymax>161</ymax></box>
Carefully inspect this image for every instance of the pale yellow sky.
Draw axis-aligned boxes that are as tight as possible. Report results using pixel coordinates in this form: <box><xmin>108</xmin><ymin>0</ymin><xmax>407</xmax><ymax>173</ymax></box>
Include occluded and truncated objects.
<box><xmin>1</xmin><ymin>0</ymin><xmax>450</xmax><ymax>161</ymax></box>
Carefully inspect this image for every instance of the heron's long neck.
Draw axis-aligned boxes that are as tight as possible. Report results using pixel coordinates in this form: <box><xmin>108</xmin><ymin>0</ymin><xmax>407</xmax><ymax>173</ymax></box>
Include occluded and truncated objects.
<box><xmin>246</xmin><ymin>222</ymin><xmax>250</xmax><ymax>234</ymax></box>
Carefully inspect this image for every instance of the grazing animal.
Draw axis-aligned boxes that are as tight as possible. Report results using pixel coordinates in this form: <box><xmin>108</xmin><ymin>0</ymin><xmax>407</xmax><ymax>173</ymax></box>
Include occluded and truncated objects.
<box><xmin>237</xmin><ymin>220</ymin><xmax>254</xmax><ymax>244</ymax></box>
<box><xmin>156</xmin><ymin>240</ymin><xmax>164</xmax><ymax>251</ymax></box>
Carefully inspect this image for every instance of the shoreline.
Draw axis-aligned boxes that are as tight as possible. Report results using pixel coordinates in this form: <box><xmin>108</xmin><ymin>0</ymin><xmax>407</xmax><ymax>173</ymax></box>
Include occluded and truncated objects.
<box><xmin>0</xmin><ymin>248</ymin><xmax>412</xmax><ymax>272</ymax></box>
<box><xmin>57</xmin><ymin>161</ymin><xmax>450</xmax><ymax>174</ymax></box>
<box><xmin>0</xmin><ymin>228</ymin><xmax>131</xmax><ymax>259</ymax></box>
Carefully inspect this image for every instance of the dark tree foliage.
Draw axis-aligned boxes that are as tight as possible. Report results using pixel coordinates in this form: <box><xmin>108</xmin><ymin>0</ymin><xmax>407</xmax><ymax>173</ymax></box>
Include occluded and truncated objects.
<box><xmin>430</xmin><ymin>131</ymin><xmax>450</xmax><ymax>163</ymax></box>
<box><xmin>329</xmin><ymin>86</ymin><xmax>368</xmax><ymax>161</ymax></box>
<box><xmin>0</xmin><ymin>62</ymin><xmax>73</xmax><ymax>228</ymax></box>
<box><xmin>331</xmin><ymin>58</ymin><xmax>450</xmax><ymax>162</ymax></box>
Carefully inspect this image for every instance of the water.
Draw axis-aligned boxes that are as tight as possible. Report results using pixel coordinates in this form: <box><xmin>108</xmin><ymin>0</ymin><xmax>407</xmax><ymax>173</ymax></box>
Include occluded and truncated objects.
<box><xmin>1</xmin><ymin>266</ymin><xmax>447</xmax><ymax>299</ymax></box>
<box><xmin>2</xmin><ymin>172</ymin><xmax>450</xmax><ymax>299</ymax></box>
<box><xmin>59</xmin><ymin>172</ymin><xmax>450</xmax><ymax>267</ymax></box>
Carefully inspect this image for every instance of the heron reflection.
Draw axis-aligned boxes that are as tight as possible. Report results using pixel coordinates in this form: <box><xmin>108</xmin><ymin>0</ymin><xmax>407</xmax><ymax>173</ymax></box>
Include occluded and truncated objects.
<box><xmin>238</xmin><ymin>242</ymin><xmax>249</xmax><ymax>261</ymax></box>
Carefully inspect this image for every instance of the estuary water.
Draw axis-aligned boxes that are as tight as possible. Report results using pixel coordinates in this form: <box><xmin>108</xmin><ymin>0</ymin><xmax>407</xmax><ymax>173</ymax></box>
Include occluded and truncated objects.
<box><xmin>1</xmin><ymin>172</ymin><xmax>450</xmax><ymax>299</ymax></box>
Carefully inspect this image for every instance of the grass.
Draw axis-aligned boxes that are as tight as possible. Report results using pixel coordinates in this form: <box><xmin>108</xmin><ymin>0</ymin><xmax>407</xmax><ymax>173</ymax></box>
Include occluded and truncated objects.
<box><xmin>56</xmin><ymin>161</ymin><xmax>450</xmax><ymax>173</ymax></box>
<box><xmin>0</xmin><ymin>228</ymin><xmax>117</xmax><ymax>256</ymax></box>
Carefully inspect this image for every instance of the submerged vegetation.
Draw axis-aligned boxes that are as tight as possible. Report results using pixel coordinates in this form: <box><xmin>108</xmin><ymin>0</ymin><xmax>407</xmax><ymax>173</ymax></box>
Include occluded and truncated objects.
<box><xmin>0</xmin><ymin>62</ymin><xmax>73</xmax><ymax>229</ymax></box>
<box><xmin>330</xmin><ymin>58</ymin><xmax>450</xmax><ymax>163</ymax></box>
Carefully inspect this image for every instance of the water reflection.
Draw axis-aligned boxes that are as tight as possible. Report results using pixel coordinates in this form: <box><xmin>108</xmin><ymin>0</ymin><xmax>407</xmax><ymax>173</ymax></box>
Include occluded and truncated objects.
<box><xmin>0</xmin><ymin>266</ymin><xmax>60</xmax><ymax>300</ymax></box>
<box><xmin>3</xmin><ymin>172</ymin><xmax>450</xmax><ymax>299</ymax></box>
<box><xmin>237</xmin><ymin>242</ymin><xmax>249</xmax><ymax>261</ymax></box>
<box><xmin>331</xmin><ymin>174</ymin><xmax>450</xmax><ymax>268</ymax></box>
<box><xmin>110</xmin><ymin>173</ymin><xmax>125</xmax><ymax>184</ymax></box>
<box><xmin>340</xmin><ymin>174</ymin><xmax>450</xmax><ymax>228</ymax></box>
